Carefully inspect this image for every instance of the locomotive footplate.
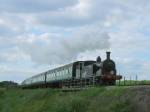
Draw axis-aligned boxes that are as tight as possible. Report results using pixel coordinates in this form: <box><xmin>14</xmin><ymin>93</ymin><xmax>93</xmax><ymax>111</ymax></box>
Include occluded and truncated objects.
<box><xmin>100</xmin><ymin>75</ymin><xmax>122</xmax><ymax>80</ymax></box>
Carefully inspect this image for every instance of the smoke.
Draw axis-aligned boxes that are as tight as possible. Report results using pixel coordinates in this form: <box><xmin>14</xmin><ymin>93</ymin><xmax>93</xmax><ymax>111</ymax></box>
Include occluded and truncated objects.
<box><xmin>19</xmin><ymin>28</ymin><xmax>110</xmax><ymax>65</ymax></box>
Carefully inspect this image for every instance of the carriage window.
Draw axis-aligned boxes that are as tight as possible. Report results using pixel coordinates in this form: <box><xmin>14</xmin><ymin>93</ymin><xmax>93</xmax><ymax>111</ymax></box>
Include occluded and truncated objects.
<box><xmin>61</xmin><ymin>70</ymin><xmax>63</xmax><ymax>76</ymax></box>
<box><xmin>66</xmin><ymin>69</ymin><xmax>68</xmax><ymax>74</ymax></box>
<box><xmin>67</xmin><ymin>68</ymin><xmax>69</xmax><ymax>73</ymax></box>
<box><xmin>69</xmin><ymin>67</ymin><xmax>72</xmax><ymax>74</ymax></box>
<box><xmin>61</xmin><ymin>70</ymin><xmax>62</xmax><ymax>75</ymax></box>
<box><xmin>61</xmin><ymin>70</ymin><xmax>63</xmax><ymax>75</ymax></box>
<box><xmin>63</xmin><ymin>69</ymin><xmax>64</xmax><ymax>75</ymax></box>
<box><xmin>59</xmin><ymin>71</ymin><xmax>61</xmax><ymax>76</ymax></box>
<box><xmin>57</xmin><ymin>71</ymin><xmax>59</xmax><ymax>76</ymax></box>
<box><xmin>58</xmin><ymin>71</ymin><xmax>60</xmax><ymax>76</ymax></box>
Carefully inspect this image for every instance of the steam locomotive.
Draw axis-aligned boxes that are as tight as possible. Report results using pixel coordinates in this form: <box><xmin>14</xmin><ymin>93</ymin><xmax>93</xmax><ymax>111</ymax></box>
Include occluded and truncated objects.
<box><xmin>21</xmin><ymin>52</ymin><xmax>122</xmax><ymax>88</ymax></box>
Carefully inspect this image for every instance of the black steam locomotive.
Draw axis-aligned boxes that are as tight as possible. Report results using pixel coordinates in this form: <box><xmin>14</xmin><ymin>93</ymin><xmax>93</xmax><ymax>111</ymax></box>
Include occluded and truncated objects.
<box><xmin>21</xmin><ymin>52</ymin><xmax>122</xmax><ymax>88</ymax></box>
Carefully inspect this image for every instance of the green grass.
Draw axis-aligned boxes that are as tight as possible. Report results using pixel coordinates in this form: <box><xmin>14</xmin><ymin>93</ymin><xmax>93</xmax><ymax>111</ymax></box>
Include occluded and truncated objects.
<box><xmin>0</xmin><ymin>86</ymin><xmax>149</xmax><ymax>112</ymax></box>
<box><xmin>116</xmin><ymin>80</ymin><xmax>150</xmax><ymax>86</ymax></box>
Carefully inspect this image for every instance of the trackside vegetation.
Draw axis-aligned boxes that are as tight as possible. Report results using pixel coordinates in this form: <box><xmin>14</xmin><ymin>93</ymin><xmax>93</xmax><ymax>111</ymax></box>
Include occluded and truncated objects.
<box><xmin>0</xmin><ymin>86</ymin><xmax>149</xmax><ymax>112</ymax></box>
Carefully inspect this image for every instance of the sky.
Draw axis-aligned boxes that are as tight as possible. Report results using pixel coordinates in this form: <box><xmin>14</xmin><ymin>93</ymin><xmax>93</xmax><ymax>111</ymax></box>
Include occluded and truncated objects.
<box><xmin>0</xmin><ymin>0</ymin><xmax>150</xmax><ymax>83</ymax></box>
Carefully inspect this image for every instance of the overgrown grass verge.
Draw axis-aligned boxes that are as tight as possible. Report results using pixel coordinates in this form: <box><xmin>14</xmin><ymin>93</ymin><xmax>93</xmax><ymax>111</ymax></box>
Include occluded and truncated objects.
<box><xmin>0</xmin><ymin>86</ymin><xmax>149</xmax><ymax>112</ymax></box>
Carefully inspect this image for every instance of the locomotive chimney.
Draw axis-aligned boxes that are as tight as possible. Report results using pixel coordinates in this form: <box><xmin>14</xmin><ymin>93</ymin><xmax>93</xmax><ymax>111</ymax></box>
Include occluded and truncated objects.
<box><xmin>106</xmin><ymin>51</ymin><xmax>111</xmax><ymax>60</ymax></box>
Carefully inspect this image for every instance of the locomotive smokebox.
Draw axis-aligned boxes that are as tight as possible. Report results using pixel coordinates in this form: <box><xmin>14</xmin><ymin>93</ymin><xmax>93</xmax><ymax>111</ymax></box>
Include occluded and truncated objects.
<box><xmin>106</xmin><ymin>51</ymin><xmax>111</xmax><ymax>60</ymax></box>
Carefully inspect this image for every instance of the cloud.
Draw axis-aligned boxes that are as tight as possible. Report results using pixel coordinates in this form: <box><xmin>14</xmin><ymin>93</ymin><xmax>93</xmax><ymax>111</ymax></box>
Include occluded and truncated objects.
<box><xmin>108</xmin><ymin>24</ymin><xmax>150</xmax><ymax>80</ymax></box>
<box><xmin>0</xmin><ymin>64</ymin><xmax>38</xmax><ymax>83</ymax></box>
<box><xmin>31</xmin><ymin>0</ymin><xmax>149</xmax><ymax>27</ymax></box>
<box><xmin>0</xmin><ymin>46</ymin><xmax>30</xmax><ymax>63</ymax></box>
<box><xmin>16</xmin><ymin>27</ymin><xmax>110</xmax><ymax>64</ymax></box>
<box><xmin>0</xmin><ymin>0</ymin><xmax>78</xmax><ymax>13</ymax></box>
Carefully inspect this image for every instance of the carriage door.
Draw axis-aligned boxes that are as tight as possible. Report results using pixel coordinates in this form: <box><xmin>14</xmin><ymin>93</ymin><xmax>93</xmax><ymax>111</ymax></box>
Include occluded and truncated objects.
<box><xmin>76</xmin><ymin>62</ymin><xmax>83</xmax><ymax>79</ymax></box>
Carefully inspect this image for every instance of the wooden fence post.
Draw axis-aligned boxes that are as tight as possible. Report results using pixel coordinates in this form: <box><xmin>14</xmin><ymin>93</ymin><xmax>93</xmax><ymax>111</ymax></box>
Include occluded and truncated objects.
<box><xmin>124</xmin><ymin>76</ymin><xmax>126</xmax><ymax>86</ymax></box>
<box><xmin>119</xmin><ymin>79</ymin><xmax>120</xmax><ymax>86</ymax></box>
<box><xmin>136</xmin><ymin>75</ymin><xmax>138</xmax><ymax>85</ymax></box>
<box><xmin>130</xmin><ymin>76</ymin><xmax>131</xmax><ymax>86</ymax></box>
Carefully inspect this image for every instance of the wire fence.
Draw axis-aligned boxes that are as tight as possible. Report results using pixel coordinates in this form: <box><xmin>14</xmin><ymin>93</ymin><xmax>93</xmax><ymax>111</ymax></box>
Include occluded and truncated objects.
<box><xmin>116</xmin><ymin>75</ymin><xmax>150</xmax><ymax>86</ymax></box>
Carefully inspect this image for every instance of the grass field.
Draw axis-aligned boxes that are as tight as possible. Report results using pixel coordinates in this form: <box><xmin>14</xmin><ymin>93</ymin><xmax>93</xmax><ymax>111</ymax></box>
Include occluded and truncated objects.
<box><xmin>0</xmin><ymin>86</ymin><xmax>149</xmax><ymax>112</ymax></box>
